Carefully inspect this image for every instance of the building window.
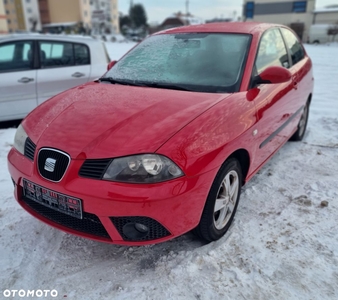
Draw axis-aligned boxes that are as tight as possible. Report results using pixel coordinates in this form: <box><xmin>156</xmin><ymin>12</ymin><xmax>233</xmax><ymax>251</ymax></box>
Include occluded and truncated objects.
<box><xmin>246</xmin><ymin>2</ymin><xmax>254</xmax><ymax>19</ymax></box>
<box><xmin>26</xmin><ymin>0</ymin><xmax>31</xmax><ymax>3</ymax></box>
<box><xmin>293</xmin><ymin>1</ymin><xmax>307</xmax><ymax>13</ymax></box>
<box><xmin>84</xmin><ymin>10</ymin><xmax>88</xmax><ymax>17</ymax></box>
<box><xmin>27</xmin><ymin>8</ymin><xmax>32</xmax><ymax>13</ymax></box>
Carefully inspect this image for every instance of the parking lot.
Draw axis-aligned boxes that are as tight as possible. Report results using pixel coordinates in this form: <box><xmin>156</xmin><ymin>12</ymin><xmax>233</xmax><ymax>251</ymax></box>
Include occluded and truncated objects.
<box><xmin>0</xmin><ymin>43</ymin><xmax>338</xmax><ymax>300</ymax></box>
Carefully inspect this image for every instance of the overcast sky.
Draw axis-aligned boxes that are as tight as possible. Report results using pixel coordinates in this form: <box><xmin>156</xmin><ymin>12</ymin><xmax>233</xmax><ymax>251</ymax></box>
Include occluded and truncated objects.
<box><xmin>119</xmin><ymin>0</ymin><xmax>337</xmax><ymax>24</ymax></box>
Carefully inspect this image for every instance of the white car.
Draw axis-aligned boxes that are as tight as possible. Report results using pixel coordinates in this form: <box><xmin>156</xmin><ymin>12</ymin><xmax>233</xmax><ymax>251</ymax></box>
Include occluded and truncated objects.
<box><xmin>0</xmin><ymin>34</ymin><xmax>110</xmax><ymax>122</ymax></box>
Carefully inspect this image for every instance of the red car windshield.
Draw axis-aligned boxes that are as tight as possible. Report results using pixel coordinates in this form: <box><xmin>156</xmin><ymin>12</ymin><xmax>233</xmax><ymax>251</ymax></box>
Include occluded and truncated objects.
<box><xmin>104</xmin><ymin>33</ymin><xmax>251</xmax><ymax>93</ymax></box>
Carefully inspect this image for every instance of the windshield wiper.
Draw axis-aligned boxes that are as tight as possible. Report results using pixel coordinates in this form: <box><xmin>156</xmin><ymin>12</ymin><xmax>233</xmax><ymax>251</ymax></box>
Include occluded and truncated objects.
<box><xmin>141</xmin><ymin>82</ymin><xmax>192</xmax><ymax>92</ymax></box>
<box><xmin>100</xmin><ymin>78</ymin><xmax>193</xmax><ymax>91</ymax></box>
<box><xmin>99</xmin><ymin>77</ymin><xmax>146</xmax><ymax>87</ymax></box>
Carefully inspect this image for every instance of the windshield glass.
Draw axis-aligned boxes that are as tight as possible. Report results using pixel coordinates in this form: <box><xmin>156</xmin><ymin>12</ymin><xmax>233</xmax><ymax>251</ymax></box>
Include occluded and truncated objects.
<box><xmin>104</xmin><ymin>33</ymin><xmax>251</xmax><ymax>93</ymax></box>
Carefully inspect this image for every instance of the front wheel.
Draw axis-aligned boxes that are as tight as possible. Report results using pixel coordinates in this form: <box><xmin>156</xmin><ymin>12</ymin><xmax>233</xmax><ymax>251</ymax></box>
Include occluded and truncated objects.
<box><xmin>194</xmin><ymin>158</ymin><xmax>242</xmax><ymax>242</ymax></box>
<box><xmin>290</xmin><ymin>101</ymin><xmax>310</xmax><ymax>141</ymax></box>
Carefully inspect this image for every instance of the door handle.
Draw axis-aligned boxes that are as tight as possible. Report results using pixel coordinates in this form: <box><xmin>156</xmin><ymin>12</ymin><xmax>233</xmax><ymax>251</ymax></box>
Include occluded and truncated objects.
<box><xmin>18</xmin><ymin>77</ymin><xmax>34</xmax><ymax>83</ymax></box>
<box><xmin>292</xmin><ymin>75</ymin><xmax>298</xmax><ymax>90</ymax></box>
<box><xmin>72</xmin><ymin>72</ymin><xmax>85</xmax><ymax>78</ymax></box>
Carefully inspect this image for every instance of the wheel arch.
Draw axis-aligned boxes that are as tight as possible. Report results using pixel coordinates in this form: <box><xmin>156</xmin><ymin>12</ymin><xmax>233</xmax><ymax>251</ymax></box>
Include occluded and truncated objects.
<box><xmin>227</xmin><ymin>148</ymin><xmax>250</xmax><ymax>185</ymax></box>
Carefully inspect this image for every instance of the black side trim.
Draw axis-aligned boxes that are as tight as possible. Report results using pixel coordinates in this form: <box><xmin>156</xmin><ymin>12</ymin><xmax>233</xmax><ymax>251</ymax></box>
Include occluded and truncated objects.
<box><xmin>259</xmin><ymin>105</ymin><xmax>304</xmax><ymax>149</ymax></box>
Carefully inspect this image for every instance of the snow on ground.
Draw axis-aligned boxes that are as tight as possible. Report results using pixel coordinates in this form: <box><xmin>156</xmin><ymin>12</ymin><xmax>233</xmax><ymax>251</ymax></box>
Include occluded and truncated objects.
<box><xmin>0</xmin><ymin>43</ymin><xmax>338</xmax><ymax>299</ymax></box>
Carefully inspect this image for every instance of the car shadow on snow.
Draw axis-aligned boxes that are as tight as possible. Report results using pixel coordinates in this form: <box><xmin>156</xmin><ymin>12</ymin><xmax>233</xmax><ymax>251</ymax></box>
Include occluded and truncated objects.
<box><xmin>53</xmin><ymin>229</ymin><xmax>208</xmax><ymax>273</ymax></box>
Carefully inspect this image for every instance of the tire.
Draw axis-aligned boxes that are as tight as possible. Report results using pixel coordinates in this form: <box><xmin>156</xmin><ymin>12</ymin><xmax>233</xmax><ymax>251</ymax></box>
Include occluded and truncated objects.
<box><xmin>290</xmin><ymin>101</ymin><xmax>310</xmax><ymax>141</ymax></box>
<box><xmin>194</xmin><ymin>158</ymin><xmax>242</xmax><ymax>242</ymax></box>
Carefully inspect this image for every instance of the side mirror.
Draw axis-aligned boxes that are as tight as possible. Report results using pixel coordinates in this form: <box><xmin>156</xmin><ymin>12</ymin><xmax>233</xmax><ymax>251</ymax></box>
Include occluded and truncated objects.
<box><xmin>107</xmin><ymin>60</ymin><xmax>117</xmax><ymax>71</ymax></box>
<box><xmin>255</xmin><ymin>66</ymin><xmax>292</xmax><ymax>85</ymax></box>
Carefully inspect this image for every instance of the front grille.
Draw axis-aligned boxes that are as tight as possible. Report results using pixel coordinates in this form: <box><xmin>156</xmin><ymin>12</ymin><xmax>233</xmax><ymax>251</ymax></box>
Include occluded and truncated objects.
<box><xmin>110</xmin><ymin>216</ymin><xmax>171</xmax><ymax>241</ymax></box>
<box><xmin>79</xmin><ymin>159</ymin><xmax>112</xmax><ymax>179</ymax></box>
<box><xmin>24</xmin><ymin>138</ymin><xmax>36</xmax><ymax>161</ymax></box>
<box><xmin>22</xmin><ymin>195</ymin><xmax>111</xmax><ymax>239</ymax></box>
<box><xmin>38</xmin><ymin>149</ymin><xmax>70</xmax><ymax>182</ymax></box>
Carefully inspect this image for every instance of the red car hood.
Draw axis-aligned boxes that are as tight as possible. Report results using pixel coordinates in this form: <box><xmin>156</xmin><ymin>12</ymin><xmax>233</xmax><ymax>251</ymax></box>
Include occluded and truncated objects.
<box><xmin>24</xmin><ymin>82</ymin><xmax>229</xmax><ymax>159</ymax></box>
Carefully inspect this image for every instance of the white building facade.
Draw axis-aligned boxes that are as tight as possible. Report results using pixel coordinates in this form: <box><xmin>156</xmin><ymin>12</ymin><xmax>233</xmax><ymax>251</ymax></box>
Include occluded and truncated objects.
<box><xmin>21</xmin><ymin>0</ymin><xmax>42</xmax><ymax>31</ymax></box>
<box><xmin>90</xmin><ymin>0</ymin><xmax>119</xmax><ymax>34</ymax></box>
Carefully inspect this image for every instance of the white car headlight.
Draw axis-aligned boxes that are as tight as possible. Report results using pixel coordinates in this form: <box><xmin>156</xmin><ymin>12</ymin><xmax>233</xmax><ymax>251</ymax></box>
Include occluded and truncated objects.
<box><xmin>103</xmin><ymin>154</ymin><xmax>184</xmax><ymax>183</ymax></box>
<box><xmin>13</xmin><ymin>124</ymin><xmax>28</xmax><ymax>155</ymax></box>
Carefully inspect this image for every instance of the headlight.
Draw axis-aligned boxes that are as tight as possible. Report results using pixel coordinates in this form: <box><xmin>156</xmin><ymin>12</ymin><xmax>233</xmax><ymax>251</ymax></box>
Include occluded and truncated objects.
<box><xmin>13</xmin><ymin>124</ymin><xmax>28</xmax><ymax>155</ymax></box>
<box><xmin>103</xmin><ymin>154</ymin><xmax>184</xmax><ymax>183</ymax></box>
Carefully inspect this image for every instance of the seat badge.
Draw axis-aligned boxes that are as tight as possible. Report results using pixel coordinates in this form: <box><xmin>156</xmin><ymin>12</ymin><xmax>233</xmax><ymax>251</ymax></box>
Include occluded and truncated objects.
<box><xmin>44</xmin><ymin>158</ymin><xmax>57</xmax><ymax>172</ymax></box>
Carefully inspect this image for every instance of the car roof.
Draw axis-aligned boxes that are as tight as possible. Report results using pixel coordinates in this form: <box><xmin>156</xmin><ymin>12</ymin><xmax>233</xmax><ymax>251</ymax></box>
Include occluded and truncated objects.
<box><xmin>157</xmin><ymin>22</ymin><xmax>282</xmax><ymax>36</ymax></box>
<box><xmin>0</xmin><ymin>33</ymin><xmax>101</xmax><ymax>44</ymax></box>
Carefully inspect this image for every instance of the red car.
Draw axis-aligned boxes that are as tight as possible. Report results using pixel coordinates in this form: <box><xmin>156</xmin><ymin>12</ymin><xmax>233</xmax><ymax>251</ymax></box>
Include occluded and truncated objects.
<box><xmin>8</xmin><ymin>23</ymin><xmax>313</xmax><ymax>245</ymax></box>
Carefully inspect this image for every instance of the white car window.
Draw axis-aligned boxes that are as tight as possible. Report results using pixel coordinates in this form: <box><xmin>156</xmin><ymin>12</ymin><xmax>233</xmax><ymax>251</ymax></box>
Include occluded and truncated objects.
<box><xmin>39</xmin><ymin>41</ymin><xmax>74</xmax><ymax>68</ymax></box>
<box><xmin>0</xmin><ymin>41</ymin><xmax>33</xmax><ymax>72</ymax></box>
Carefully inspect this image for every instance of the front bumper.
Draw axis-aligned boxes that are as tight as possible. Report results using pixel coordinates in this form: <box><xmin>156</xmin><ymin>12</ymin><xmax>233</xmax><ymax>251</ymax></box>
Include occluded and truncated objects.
<box><xmin>8</xmin><ymin>148</ymin><xmax>216</xmax><ymax>245</ymax></box>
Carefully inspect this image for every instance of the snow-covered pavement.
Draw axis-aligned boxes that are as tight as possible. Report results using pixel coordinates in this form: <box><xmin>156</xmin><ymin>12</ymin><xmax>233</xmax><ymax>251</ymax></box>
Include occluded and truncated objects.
<box><xmin>0</xmin><ymin>43</ymin><xmax>338</xmax><ymax>300</ymax></box>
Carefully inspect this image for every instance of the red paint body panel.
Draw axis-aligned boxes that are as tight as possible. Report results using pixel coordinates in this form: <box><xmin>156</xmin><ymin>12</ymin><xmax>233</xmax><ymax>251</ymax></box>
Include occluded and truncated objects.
<box><xmin>7</xmin><ymin>22</ymin><xmax>314</xmax><ymax>245</ymax></box>
<box><xmin>23</xmin><ymin>83</ymin><xmax>229</xmax><ymax>159</ymax></box>
<box><xmin>8</xmin><ymin>147</ymin><xmax>218</xmax><ymax>245</ymax></box>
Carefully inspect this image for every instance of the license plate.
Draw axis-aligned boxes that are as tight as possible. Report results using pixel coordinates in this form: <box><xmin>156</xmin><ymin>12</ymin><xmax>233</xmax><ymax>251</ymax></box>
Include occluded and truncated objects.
<box><xmin>23</xmin><ymin>179</ymin><xmax>83</xmax><ymax>219</ymax></box>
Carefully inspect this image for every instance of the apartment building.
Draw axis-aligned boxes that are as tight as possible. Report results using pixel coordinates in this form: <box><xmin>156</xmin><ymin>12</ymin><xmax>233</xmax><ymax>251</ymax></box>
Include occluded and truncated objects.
<box><xmin>39</xmin><ymin>0</ymin><xmax>119</xmax><ymax>34</ymax></box>
<box><xmin>3</xmin><ymin>0</ymin><xmax>42</xmax><ymax>32</ymax></box>
<box><xmin>243</xmin><ymin>0</ymin><xmax>316</xmax><ymax>41</ymax></box>
<box><xmin>0</xmin><ymin>0</ymin><xmax>8</xmax><ymax>33</ymax></box>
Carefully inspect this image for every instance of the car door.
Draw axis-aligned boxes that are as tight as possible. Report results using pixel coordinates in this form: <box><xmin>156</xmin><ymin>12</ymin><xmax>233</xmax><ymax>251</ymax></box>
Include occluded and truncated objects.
<box><xmin>36</xmin><ymin>40</ymin><xmax>91</xmax><ymax>105</ymax></box>
<box><xmin>250</xmin><ymin>28</ymin><xmax>297</xmax><ymax>171</ymax></box>
<box><xmin>0</xmin><ymin>40</ymin><xmax>37</xmax><ymax>122</ymax></box>
<box><xmin>279</xmin><ymin>28</ymin><xmax>310</xmax><ymax>139</ymax></box>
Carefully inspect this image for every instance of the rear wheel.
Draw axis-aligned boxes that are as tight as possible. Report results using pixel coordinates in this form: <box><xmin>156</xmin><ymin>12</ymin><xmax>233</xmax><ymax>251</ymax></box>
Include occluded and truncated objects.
<box><xmin>290</xmin><ymin>101</ymin><xmax>310</xmax><ymax>141</ymax></box>
<box><xmin>194</xmin><ymin>158</ymin><xmax>242</xmax><ymax>242</ymax></box>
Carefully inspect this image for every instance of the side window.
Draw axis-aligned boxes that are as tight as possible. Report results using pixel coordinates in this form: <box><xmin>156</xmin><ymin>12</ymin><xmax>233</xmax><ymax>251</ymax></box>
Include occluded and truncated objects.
<box><xmin>74</xmin><ymin>44</ymin><xmax>90</xmax><ymax>65</ymax></box>
<box><xmin>0</xmin><ymin>41</ymin><xmax>33</xmax><ymax>73</ymax></box>
<box><xmin>281</xmin><ymin>28</ymin><xmax>305</xmax><ymax>66</ymax></box>
<box><xmin>39</xmin><ymin>41</ymin><xmax>74</xmax><ymax>68</ymax></box>
<box><xmin>255</xmin><ymin>29</ymin><xmax>289</xmax><ymax>74</ymax></box>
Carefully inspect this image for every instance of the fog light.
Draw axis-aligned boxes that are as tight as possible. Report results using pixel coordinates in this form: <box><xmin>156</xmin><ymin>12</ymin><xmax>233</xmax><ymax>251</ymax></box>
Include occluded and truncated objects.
<box><xmin>135</xmin><ymin>223</ymin><xmax>148</xmax><ymax>233</ymax></box>
<box><xmin>122</xmin><ymin>222</ymin><xmax>149</xmax><ymax>240</ymax></box>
